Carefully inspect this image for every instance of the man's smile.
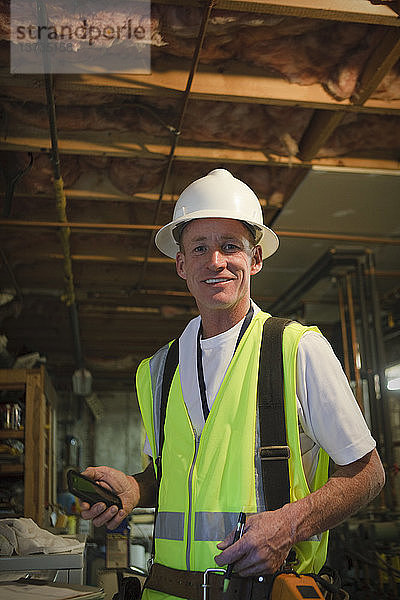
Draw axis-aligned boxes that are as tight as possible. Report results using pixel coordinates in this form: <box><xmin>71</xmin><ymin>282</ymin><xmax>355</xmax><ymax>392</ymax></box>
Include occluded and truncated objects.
<box><xmin>203</xmin><ymin>277</ymin><xmax>234</xmax><ymax>284</ymax></box>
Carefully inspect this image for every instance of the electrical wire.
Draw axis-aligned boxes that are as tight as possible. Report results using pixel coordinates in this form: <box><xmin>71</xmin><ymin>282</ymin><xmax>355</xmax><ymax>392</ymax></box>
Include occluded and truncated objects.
<box><xmin>135</xmin><ymin>0</ymin><xmax>216</xmax><ymax>291</ymax></box>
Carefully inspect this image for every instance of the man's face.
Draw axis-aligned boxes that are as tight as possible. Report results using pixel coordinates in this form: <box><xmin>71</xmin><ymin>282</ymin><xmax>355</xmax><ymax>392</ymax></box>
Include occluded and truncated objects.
<box><xmin>175</xmin><ymin>218</ymin><xmax>262</xmax><ymax>315</ymax></box>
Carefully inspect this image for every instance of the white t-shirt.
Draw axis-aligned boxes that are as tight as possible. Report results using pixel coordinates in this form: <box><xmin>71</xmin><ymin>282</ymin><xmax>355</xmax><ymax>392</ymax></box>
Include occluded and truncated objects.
<box><xmin>143</xmin><ymin>303</ymin><xmax>375</xmax><ymax>484</ymax></box>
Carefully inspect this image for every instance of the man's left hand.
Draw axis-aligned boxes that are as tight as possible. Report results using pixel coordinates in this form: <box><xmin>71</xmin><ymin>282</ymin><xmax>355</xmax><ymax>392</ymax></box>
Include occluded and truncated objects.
<box><xmin>214</xmin><ymin>509</ymin><xmax>293</xmax><ymax>576</ymax></box>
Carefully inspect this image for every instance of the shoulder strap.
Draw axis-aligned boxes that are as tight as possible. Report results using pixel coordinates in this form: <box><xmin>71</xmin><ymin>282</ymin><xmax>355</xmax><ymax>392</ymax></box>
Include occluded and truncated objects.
<box><xmin>258</xmin><ymin>316</ymin><xmax>292</xmax><ymax>511</ymax></box>
<box><xmin>151</xmin><ymin>338</ymin><xmax>179</xmax><ymax>562</ymax></box>
<box><xmin>157</xmin><ymin>338</ymin><xmax>179</xmax><ymax>486</ymax></box>
<box><xmin>153</xmin><ymin>319</ymin><xmax>292</xmax><ymax>554</ymax></box>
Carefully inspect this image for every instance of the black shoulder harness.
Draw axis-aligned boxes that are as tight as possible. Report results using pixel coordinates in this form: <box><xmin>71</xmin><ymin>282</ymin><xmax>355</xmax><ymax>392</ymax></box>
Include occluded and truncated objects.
<box><xmin>156</xmin><ymin>316</ymin><xmax>292</xmax><ymax>515</ymax></box>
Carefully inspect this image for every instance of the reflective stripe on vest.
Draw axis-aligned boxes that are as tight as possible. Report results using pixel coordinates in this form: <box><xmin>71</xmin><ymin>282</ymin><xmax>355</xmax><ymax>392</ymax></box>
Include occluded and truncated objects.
<box><xmin>155</xmin><ymin>511</ymin><xmax>251</xmax><ymax>542</ymax></box>
<box><xmin>136</xmin><ymin>311</ymin><xmax>329</xmax><ymax>574</ymax></box>
<box><xmin>155</xmin><ymin>512</ymin><xmax>185</xmax><ymax>541</ymax></box>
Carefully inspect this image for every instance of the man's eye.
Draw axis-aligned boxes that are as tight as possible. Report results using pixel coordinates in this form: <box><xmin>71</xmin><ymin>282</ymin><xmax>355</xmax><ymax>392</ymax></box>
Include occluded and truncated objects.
<box><xmin>223</xmin><ymin>243</ymin><xmax>240</xmax><ymax>252</ymax></box>
<box><xmin>193</xmin><ymin>245</ymin><xmax>206</xmax><ymax>253</ymax></box>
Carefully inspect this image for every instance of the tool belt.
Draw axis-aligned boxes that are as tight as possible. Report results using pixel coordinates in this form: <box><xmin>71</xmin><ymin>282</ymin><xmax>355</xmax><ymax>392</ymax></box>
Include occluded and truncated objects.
<box><xmin>144</xmin><ymin>563</ymin><xmax>272</xmax><ymax>600</ymax></box>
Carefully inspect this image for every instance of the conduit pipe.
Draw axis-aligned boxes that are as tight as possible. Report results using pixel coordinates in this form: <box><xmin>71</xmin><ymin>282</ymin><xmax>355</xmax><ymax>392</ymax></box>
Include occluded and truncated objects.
<box><xmin>366</xmin><ymin>251</ymin><xmax>395</xmax><ymax>492</ymax></box>
<box><xmin>269</xmin><ymin>247</ymin><xmax>396</xmax><ymax>509</ymax></box>
<box><xmin>37</xmin><ymin>0</ymin><xmax>84</xmax><ymax>371</ymax></box>
<box><xmin>136</xmin><ymin>0</ymin><xmax>216</xmax><ymax>290</ymax></box>
<box><xmin>337</xmin><ymin>277</ymin><xmax>351</xmax><ymax>382</ymax></box>
<box><xmin>346</xmin><ymin>272</ymin><xmax>364</xmax><ymax>411</ymax></box>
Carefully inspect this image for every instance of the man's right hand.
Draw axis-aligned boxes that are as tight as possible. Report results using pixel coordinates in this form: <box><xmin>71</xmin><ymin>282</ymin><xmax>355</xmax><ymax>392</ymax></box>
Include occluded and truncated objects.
<box><xmin>79</xmin><ymin>466</ymin><xmax>140</xmax><ymax>530</ymax></box>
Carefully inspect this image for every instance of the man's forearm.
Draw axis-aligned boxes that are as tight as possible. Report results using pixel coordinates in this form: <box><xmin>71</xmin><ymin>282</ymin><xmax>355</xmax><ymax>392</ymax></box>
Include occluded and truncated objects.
<box><xmin>285</xmin><ymin>449</ymin><xmax>385</xmax><ymax>545</ymax></box>
<box><xmin>132</xmin><ymin>460</ymin><xmax>157</xmax><ymax>508</ymax></box>
<box><xmin>214</xmin><ymin>449</ymin><xmax>385</xmax><ymax>576</ymax></box>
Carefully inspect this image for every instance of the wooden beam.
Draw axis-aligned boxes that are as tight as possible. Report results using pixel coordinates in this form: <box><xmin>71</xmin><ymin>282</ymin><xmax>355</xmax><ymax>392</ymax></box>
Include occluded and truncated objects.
<box><xmin>2</xmin><ymin>219</ymin><xmax>400</xmax><ymax>245</ymax></box>
<box><xmin>2</xmin><ymin>64</ymin><xmax>400</xmax><ymax>114</ymax></box>
<box><xmin>9</xmin><ymin>190</ymin><xmax>176</xmax><ymax>204</ymax></box>
<box><xmin>0</xmin><ymin>219</ymin><xmax>160</xmax><ymax>232</ymax></box>
<box><xmin>298</xmin><ymin>111</ymin><xmax>345</xmax><ymax>161</ymax></box>
<box><xmin>9</xmin><ymin>189</ymin><xmax>268</xmax><ymax>208</ymax></box>
<box><xmin>351</xmin><ymin>28</ymin><xmax>400</xmax><ymax>105</ymax></box>
<box><xmin>46</xmin><ymin>253</ymin><xmax>171</xmax><ymax>264</ymax></box>
<box><xmin>297</xmin><ymin>28</ymin><xmax>400</xmax><ymax>162</ymax></box>
<box><xmin>158</xmin><ymin>0</ymin><xmax>400</xmax><ymax>25</ymax></box>
<box><xmin>1</xmin><ymin>127</ymin><xmax>399</xmax><ymax>170</ymax></box>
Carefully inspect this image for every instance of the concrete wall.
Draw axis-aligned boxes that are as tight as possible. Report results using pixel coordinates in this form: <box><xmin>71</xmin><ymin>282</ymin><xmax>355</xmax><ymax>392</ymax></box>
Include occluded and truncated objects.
<box><xmin>93</xmin><ymin>390</ymin><xmax>143</xmax><ymax>475</ymax></box>
<box><xmin>57</xmin><ymin>389</ymin><xmax>144</xmax><ymax>490</ymax></box>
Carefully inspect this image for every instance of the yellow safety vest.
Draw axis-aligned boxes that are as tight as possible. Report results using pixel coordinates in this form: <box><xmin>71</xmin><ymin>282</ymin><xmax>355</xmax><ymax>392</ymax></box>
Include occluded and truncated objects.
<box><xmin>136</xmin><ymin>312</ymin><xmax>329</xmax><ymax>600</ymax></box>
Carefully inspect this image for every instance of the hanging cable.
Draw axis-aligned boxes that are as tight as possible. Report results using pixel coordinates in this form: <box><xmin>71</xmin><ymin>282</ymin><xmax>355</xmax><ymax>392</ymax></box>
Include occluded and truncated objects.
<box><xmin>36</xmin><ymin>0</ymin><xmax>84</xmax><ymax>369</ymax></box>
<box><xmin>0</xmin><ymin>153</ymin><xmax>33</xmax><ymax>308</ymax></box>
<box><xmin>135</xmin><ymin>0</ymin><xmax>216</xmax><ymax>290</ymax></box>
<box><xmin>1</xmin><ymin>153</ymin><xmax>33</xmax><ymax>218</ymax></box>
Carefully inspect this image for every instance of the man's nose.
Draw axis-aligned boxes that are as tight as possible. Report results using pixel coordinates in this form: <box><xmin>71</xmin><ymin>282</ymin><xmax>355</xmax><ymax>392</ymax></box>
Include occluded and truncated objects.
<box><xmin>208</xmin><ymin>249</ymin><xmax>226</xmax><ymax>270</ymax></box>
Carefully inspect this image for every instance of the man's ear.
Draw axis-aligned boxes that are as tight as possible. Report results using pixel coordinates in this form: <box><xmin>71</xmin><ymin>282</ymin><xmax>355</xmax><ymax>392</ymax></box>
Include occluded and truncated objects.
<box><xmin>176</xmin><ymin>251</ymin><xmax>187</xmax><ymax>280</ymax></box>
<box><xmin>250</xmin><ymin>245</ymin><xmax>263</xmax><ymax>276</ymax></box>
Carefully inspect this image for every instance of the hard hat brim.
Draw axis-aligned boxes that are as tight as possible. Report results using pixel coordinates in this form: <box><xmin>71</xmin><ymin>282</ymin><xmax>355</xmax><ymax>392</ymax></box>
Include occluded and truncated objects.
<box><xmin>155</xmin><ymin>212</ymin><xmax>279</xmax><ymax>260</ymax></box>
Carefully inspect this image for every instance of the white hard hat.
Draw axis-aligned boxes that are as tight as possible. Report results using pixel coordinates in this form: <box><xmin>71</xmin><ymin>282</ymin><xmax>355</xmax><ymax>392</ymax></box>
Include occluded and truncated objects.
<box><xmin>155</xmin><ymin>168</ymin><xmax>279</xmax><ymax>259</ymax></box>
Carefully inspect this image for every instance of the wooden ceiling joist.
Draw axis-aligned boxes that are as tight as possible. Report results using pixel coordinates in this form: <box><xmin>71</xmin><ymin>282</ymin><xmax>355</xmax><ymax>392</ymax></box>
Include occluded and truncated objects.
<box><xmin>31</xmin><ymin>190</ymin><xmax>177</xmax><ymax>204</ymax></box>
<box><xmin>46</xmin><ymin>253</ymin><xmax>171</xmax><ymax>265</ymax></box>
<box><xmin>351</xmin><ymin>27</ymin><xmax>400</xmax><ymax>105</ymax></box>
<box><xmin>8</xmin><ymin>190</ymin><xmax>178</xmax><ymax>204</ymax></box>
<box><xmin>159</xmin><ymin>0</ymin><xmax>400</xmax><ymax>26</ymax></box>
<box><xmin>2</xmin><ymin>65</ymin><xmax>400</xmax><ymax>115</ymax></box>
<box><xmin>297</xmin><ymin>28</ymin><xmax>400</xmax><ymax>162</ymax></box>
<box><xmin>1</xmin><ymin>219</ymin><xmax>400</xmax><ymax>246</ymax></box>
<box><xmin>1</xmin><ymin>128</ymin><xmax>399</xmax><ymax>171</ymax></box>
<box><xmin>298</xmin><ymin>111</ymin><xmax>345</xmax><ymax>162</ymax></box>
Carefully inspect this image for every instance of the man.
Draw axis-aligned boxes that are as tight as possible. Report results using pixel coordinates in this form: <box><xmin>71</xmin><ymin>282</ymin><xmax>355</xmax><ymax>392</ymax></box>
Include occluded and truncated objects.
<box><xmin>81</xmin><ymin>169</ymin><xmax>385</xmax><ymax>598</ymax></box>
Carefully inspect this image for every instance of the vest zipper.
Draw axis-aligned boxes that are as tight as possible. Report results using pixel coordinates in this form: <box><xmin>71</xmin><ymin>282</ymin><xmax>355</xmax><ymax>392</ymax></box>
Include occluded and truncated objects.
<box><xmin>186</xmin><ymin>430</ymin><xmax>201</xmax><ymax>570</ymax></box>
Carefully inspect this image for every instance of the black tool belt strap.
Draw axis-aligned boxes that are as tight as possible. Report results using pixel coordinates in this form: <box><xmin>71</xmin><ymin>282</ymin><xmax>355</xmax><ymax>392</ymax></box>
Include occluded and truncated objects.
<box><xmin>145</xmin><ymin>563</ymin><xmax>272</xmax><ymax>600</ymax></box>
<box><xmin>257</xmin><ymin>317</ymin><xmax>292</xmax><ymax>511</ymax></box>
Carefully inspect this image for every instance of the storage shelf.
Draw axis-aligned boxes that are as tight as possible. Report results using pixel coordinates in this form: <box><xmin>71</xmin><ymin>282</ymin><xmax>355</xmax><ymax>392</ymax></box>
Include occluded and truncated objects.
<box><xmin>0</xmin><ymin>367</ymin><xmax>57</xmax><ymax>527</ymax></box>
<box><xmin>0</xmin><ymin>463</ymin><xmax>24</xmax><ymax>474</ymax></box>
<box><xmin>0</xmin><ymin>430</ymin><xmax>24</xmax><ymax>440</ymax></box>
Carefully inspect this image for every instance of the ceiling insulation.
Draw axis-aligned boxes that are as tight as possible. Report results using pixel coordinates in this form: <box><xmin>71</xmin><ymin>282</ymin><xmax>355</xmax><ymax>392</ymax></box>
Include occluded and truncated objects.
<box><xmin>0</xmin><ymin>0</ymin><xmax>399</xmax><ymax>391</ymax></box>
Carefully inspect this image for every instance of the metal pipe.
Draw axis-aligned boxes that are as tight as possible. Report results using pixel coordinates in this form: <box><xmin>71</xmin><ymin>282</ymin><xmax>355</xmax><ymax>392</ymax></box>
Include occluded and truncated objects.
<box><xmin>36</xmin><ymin>0</ymin><xmax>84</xmax><ymax>370</ymax></box>
<box><xmin>270</xmin><ymin>248</ymin><xmax>395</xmax><ymax>508</ymax></box>
<box><xmin>366</xmin><ymin>251</ymin><xmax>396</xmax><ymax>508</ymax></box>
<box><xmin>137</xmin><ymin>0</ymin><xmax>216</xmax><ymax>289</ymax></box>
<box><xmin>269</xmin><ymin>248</ymin><xmax>336</xmax><ymax>315</ymax></box>
<box><xmin>70</xmin><ymin>303</ymin><xmax>84</xmax><ymax>369</ymax></box>
<box><xmin>337</xmin><ymin>276</ymin><xmax>351</xmax><ymax>381</ymax></box>
<box><xmin>355</xmin><ymin>259</ymin><xmax>382</xmax><ymax>448</ymax></box>
<box><xmin>350</xmin><ymin>267</ymin><xmax>386</xmax><ymax>513</ymax></box>
<box><xmin>275</xmin><ymin>230</ymin><xmax>400</xmax><ymax>245</ymax></box>
<box><xmin>346</xmin><ymin>272</ymin><xmax>364</xmax><ymax>412</ymax></box>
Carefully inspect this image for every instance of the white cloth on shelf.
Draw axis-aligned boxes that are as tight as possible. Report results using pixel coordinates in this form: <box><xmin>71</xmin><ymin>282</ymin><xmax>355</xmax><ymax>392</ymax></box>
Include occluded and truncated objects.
<box><xmin>0</xmin><ymin>518</ymin><xmax>84</xmax><ymax>556</ymax></box>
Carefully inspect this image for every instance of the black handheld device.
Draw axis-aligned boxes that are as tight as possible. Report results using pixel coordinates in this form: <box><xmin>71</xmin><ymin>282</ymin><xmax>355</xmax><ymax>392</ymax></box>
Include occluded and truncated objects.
<box><xmin>67</xmin><ymin>469</ymin><xmax>123</xmax><ymax>509</ymax></box>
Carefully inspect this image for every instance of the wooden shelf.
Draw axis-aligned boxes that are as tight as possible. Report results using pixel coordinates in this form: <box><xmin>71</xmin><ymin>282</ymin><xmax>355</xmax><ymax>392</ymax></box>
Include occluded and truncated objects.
<box><xmin>132</xmin><ymin>514</ymin><xmax>154</xmax><ymax>524</ymax></box>
<box><xmin>0</xmin><ymin>430</ymin><xmax>24</xmax><ymax>440</ymax></box>
<box><xmin>0</xmin><ymin>367</ymin><xmax>57</xmax><ymax>527</ymax></box>
<box><xmin>0</xmin><ymin>463</ymin><xmax>24</xmax><ymax>475</ymax></box>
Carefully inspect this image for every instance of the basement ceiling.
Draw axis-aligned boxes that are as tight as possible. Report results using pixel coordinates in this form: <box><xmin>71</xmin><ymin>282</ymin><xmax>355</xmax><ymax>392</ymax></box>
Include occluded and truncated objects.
<box><xmin>0</xmin><ymin>0</ymin><xmax>399</xmax><ymax>393</ymax></box>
